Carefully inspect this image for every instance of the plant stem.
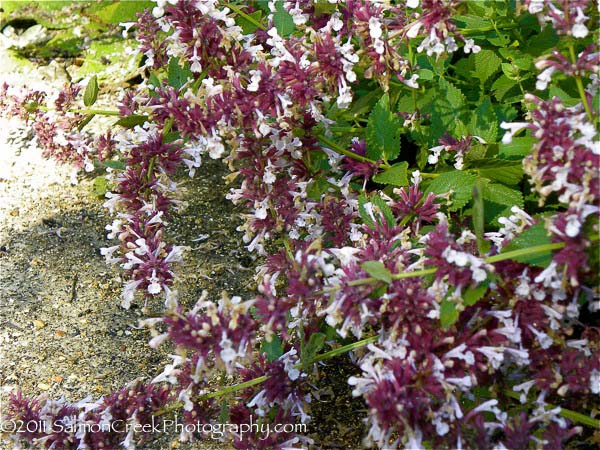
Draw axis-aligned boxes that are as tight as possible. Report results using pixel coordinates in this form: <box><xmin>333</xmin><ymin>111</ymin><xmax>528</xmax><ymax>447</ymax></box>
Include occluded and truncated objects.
<box><xmin>504</xmin><ymin>390</ymin><xmax>599</xmax><ymax>429</ymax></box>
<box><xmin>70</xmin><ymin>109</ymin><xmax>121</xmax><ymax>116</ymax></box>
<box><xmin>153</xmin><ymin>335</ymin><xmax>378</xmax><ymax>417</ymax></box>
<box><xmin>486</xmin><ymin>242</ymin><xmax>564</xmax><ymax>263</ymax></box>
<box><xmin>567</xmin><ymin>42</ymin><xmax>594</xmax><ymax>122</ymax></box>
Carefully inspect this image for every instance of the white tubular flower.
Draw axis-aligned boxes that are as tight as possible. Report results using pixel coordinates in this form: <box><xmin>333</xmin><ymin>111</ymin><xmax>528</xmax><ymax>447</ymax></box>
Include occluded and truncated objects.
<box><xmin>536</xmin><ymin>66</ymin><xmax>556</xmax><ymax>90</ymax></box>
<box><xmin>500</xmin><ymin>121</ymin><xmax>530</xmax><ymax>144</ymax></box>
<box><xmin>463</xmin><ymin>38</ymin><xmax>481</xmax><ymax>54</ymax></box>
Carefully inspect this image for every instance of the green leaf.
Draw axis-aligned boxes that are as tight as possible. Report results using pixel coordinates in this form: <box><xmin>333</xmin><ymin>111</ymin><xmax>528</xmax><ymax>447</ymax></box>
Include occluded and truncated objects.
<box><xmin>102</xmin><ymin>160</ymin><xmax>127</xmax><ymax>170</ymax></box>
<box><xmin>453</xmin><ymin>14</ymin><xmax>491</xmax><ymax>29</ymax></box>
<box><xmin>473</xmin><ymin>50</ymin><xmax>502</xmax><ymax>84</ymax></box>
<box><xmin>483</xmin><ymin>183</ymin><xmax>524</xmax><ymax>208</ymax></box>
<box><xmin>218</xmin><ymin>399</ymin><xmax>230</xmax><ymax>423</ymax></box>
<box><xmin>501</xmin><ymin>62</ymin><xmax>520</xmax><ymax>81</ymax></box>
<box><xmin>468</xmin><ymin>97</ymin><xmax>498</xmax><ymax>143</ymax></box>
<box><xmin>427</xmin><ymin>171</ymin><xmax>478</xmax><ymax>211</ymax></box>
<box><xmin>440</xmin><ymin>299</ymin><xmax>459</xmax><ymax>328</ymax></box>
<box><xmin>314</xmin><ymin>0</ymin><xmax>337</xmax><ymax>16</ymax></box>
<box><xmin>168</xmin><ymin>57</ymin><xmax>193</xmax><ymax>89</ymax></box>
<box><xmin>92</xmin><ymin>176</ymin><xmax>108</xmax><ymax>197</ymax></box>
<box><xmin>260</xmin><ymin>335</ymin><xmax>284</xmax><ymax>361</ymax></box>
<box><xmin>361</xmin><ymin>261</ymin><xmax>392</xmax><ymax>284</ymax></box>
<box><xmin>472</xmin><ymin>178</ymin><xmax>486</xmax><ymax>254</ymax></box>
<box><xmin>93</xmin><ymin>1</ymin><xmax>154</xmax><ymax>24</ymax></box>
<box><xmin>301</xmin><ymin>332</ymin><xmax>326</xmax><ymax>370</ymax></box>
<box><xmin>366</xmin><ymin>93</ymin><xmax>402</xmax><ymax>161</ymax></box>
<box><xmin>371</xmin><ymin>194</ymin><xmax>396</xmax><ymax>229</ymax></box>
<box><xmin>498</xmin><ymin>136</ymin><xmax>535</xmax><ymax>158</ymax></box>
<box><xmin>77</xmin><ymin>114</ymin><xmax>95</xmax><ymax>132</ymax></box>
<box><xmin>347</xmin><ymin>86</ymin><xmax>382</xmax><ymax>117</ymax></box>
<box><xmin>491</xmin><ymin>75</ymin><xmax>519</xmax><ymax>102</ymax></box>
<box><xmin>416</xmin><ymin>68</ymin><xmax>434</xmax><ymax>80</ymax></box>
<box><xmin>463</xmin><ymin>282</ymin><xmax>489</xmax><ymax>306</ymax></box>
<box><xmin>427</xmin><ymin>79</ymin><xmax>467</xmax><ymax>142</ymax></box>
<box><xmin>237</xmin><ymin>9</ymin><xmax>263</xmax><ymax>34</ymax></box>
<box><xmin>83</xmin><ymin>75</ymin><xmax>98</xmax><ymax>107</ymax></box>
<box><xmin>474</xmin><ymin>159</ymin><xmax>523</xmax><ymax>185</ymax></box>
<box><xmin>114</xmin><ymin>115</ymin><xmax>149</xmax><ymax>128</ymax></box>
<box><xmin>306</xmin><ymin>178</ymin><xmax>330</xmax><ymax>201</ymax></box>
<box><xmin>372</xmin><ymin>161</ymin><xmax>409</xmax><ymax>187</ymax></box>
<box><xmin>440</xmin><ymin>78</ymin><xmax>465</xmax><ymax>109</ymax></box>
<box><xmin>501</xmin><ymin>222</ymin><xmax>552</xmax><ymax>267</ymax></box>
<box><xmin>273</xmin><ymin>1</ymin><xmax>295</xmax><ymax>36</ymax></box>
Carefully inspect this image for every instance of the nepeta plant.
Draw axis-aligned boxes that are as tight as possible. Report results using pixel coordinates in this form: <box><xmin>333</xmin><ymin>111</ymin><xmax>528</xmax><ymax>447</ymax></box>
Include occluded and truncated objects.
<box><xmin>1</xmin><ymin>0</ymin><xmax>598</xmax><ymax>449</ymax></box>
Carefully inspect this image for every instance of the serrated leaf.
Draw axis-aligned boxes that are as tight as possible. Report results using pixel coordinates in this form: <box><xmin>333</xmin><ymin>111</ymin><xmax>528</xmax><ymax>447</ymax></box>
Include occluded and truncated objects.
<box><xmin>501</xmin><ymin>62</ymin><xmax>520</xmax><ymax>81</ymax></box>
<box><xmin>475</xmin><ymin>159</ymin><xmax>523</xmax><ymax>185</ymax></box>
<box><xmin>372</xmin><ymin>161</ymin><xmax>409</xmax><ymax>187</ymax></box>
<box><xmin>114</xmin><ymin>115</ymin><xmax>149</xmax><ymax>128</ymax></box>
<box><xmin>301</xmin><ymin>332</ymin><xmax>326</xmax><ymax>369</ymax></box>
<box><xmin>473</xmin><ymin>50</ymin><xmax>501</xmax><ymax>84</ymax></box>
<box><xmin>427</xmin><ymin>79</ymin><xmax>467</xmax><ymax>141</ymax></box>
<box><xmin>483</xmin><ymin>183</ymin><xmax>524</xmax><ymax>208</ymax></box>
<box><xmin>366</xmin><ymin>93</ymin><xmax>401</xmax><ymax>161</ymax></box>
<box><xmin>427</xmin><ymin>171</ymin><xmax>477</xmax><ymax>211</ymax></box>
<box><xmin>361</xmin><ymin>261</ymin><xmax>392</xmax><ymax>284</ymax></box>
<box><xmin>440</xmin><ymin>299</ymin><xmax>459</xmax><ymax>328</ymax></box>
<box><xmin>273</xmin><ymin>1</ymin><xmax>295</xmax><ymax>36</ymax></box>
<box><xmin>261</xmin><ymin>335</ymin><xmax>284</xmax><ymax>361</ymax></box>
<box><xmin>168</xmin><ymin>57</ymin><xmax>192</xmax><ymax>89</ymax></box>
<box><xmin>358</xmin><ymin>193</ymin><xmax>375</xmax><ymax>229</ymax></box>
<box><xmin>371</xmin><ymin>194</ymin><xmax>395</xmax><ymax>229</ymax></box>
<box><xmin>440</xmin><ymin>78</ymin><xmax>465</xmax><ymax>109</ymax></box>
<box><xmin>463</xmin><ymin>282</ymin><xmax>489</xmax><ymax>306</ymax></box>
<box><xmin>83</xmin><ymin>75</ymin><xmax>98</xmax><ymax>107</ymax></box>
<box><xmin>468</xmin><ymin>97</ymin><xmax>498</xmax><ymax>143</ymax></box>
<box><xmin>102</xmin><ymin>160</ymin><xmax>126</xmax><ymax>170</ymax></box>
<box><xmin>501</xmin><ymin>222</ymin><xmax>552</xmax><ymax>267</ymax></box>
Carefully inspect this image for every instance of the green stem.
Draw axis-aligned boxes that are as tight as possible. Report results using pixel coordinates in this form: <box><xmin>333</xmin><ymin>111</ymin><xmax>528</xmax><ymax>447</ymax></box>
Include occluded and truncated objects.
<box><xmin>567</xmin><ymin>43</ymin><xmax>594</xmax><ymax>122</ymax></box>
<box><xmin>486</xmin><ymin>242</ymin><xmax>564</xmax><ymax>263</ymax></box>
<box><xmin>504</xmin><ymin>390</ymin><xmax>599</xmax><ymax>429</ymax></box>
<box><xmin>153</xmin><ymin>335</ymin><xmax>378</xmax><ymax>416</ymax></box>
<box><xmin>69</xmin><ymin>109</ymin><xmax>121</xmax><ymax>116</ymax></box>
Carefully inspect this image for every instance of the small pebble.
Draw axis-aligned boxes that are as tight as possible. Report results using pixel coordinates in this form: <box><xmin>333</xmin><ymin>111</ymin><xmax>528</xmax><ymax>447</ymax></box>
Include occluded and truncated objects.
<box><xmin>32</xmin><ymin>319</ymin><xmax>46</xmax><ymax>330</ymax></box>
<box><xmin>38</xmin><ymin>382</ymin><xmax>50</xmax><ymax>391</ymax></box>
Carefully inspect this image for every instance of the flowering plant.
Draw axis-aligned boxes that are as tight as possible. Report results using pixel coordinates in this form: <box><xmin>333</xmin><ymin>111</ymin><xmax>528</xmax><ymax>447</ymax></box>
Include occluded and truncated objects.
<box><xmin>2</xmin><ymin>0</ymin><xmax>599</xmax><ymax>449</ymax></box>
